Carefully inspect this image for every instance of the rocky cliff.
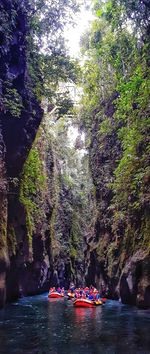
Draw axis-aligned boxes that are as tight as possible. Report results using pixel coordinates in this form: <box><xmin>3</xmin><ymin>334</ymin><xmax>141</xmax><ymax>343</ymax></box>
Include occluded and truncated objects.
<box><xmin>79</xmin><ymin>0</ymin><xmax>150</xmax><ymax>310</ymax></box>
<box><xmin>0</xmin><ymin>109</ymin><xmax>87</xmax><ymax>307</ymax></box>
<box><xmin>0</xmin><ymin>0</ymin><xmax>149</xmax><ymax>311</ymax></box>
<box><xmin>85</xmin><ymin>96</ymin><xmax>150</xmax><ymax>309</ymax></box>
<box><xmin>17</xmin><ymin>121</ymin><xmax>86</xmax><ymax>294</ymax></box>
<box><xmin>0</xmin><ymin>0</ymin><xmax>88</xmax><ymax>308</ymax></box>
<box><xmin>0</xmin><ymin>0</ymin><xmax>44</xmax><ymax>307</ymax></box>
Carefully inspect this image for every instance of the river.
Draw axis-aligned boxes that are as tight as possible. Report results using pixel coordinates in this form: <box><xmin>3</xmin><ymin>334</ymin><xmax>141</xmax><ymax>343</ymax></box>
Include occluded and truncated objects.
<box><xmin>0</xmin><ymin>293</ymin><xmax>150</xmax><ymax>354</ymax></box>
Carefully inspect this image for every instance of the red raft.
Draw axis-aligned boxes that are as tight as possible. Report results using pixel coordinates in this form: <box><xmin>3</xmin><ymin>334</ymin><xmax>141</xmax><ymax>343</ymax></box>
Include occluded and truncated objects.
<box><xmin>48</xmin><ymin>292</ymin><xmax>64</xmax><ymax>299</ymax></box>
<box><xmin>73</xmin><ymin>298</ymin><xmax>95</xmax><ymax>308</ymax></box>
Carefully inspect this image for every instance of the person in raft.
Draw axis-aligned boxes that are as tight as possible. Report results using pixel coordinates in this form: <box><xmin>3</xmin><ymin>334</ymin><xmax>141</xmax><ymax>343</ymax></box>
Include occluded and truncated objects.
<box><xmin>50</xmin><ymin>287</ymin><xmax>56</xmax><ymax>292</ymax></box>
<box><xmin>96</xmin><ymin>293</ymin><xmax>100</xmax><ymax>300</ymax></box>
<box><xmin>80</xmin><ymin>289</ymin><xmax>83</xmax><ymax>298</ymax></box>
<box><xmin>70</xmin><ymin>282</ymin><xmax>75</xmax><ymax>293</ymax></box>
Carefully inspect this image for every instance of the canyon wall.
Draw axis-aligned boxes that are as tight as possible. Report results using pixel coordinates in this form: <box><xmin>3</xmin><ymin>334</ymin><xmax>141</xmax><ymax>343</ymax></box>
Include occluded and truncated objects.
<box><xmin>0</xmin><ymin>0</ymin><xmax>149</xmax><ymax>310</ymax></box>
<box><xmin>85</xmin><ymin>97</ymin><xmax>150</xmax><ymax>309</ymax></box>
<box><xmin>0</xmin><ymin>0</ymin><xmax>43</xmax><ymax>307</ymax></box>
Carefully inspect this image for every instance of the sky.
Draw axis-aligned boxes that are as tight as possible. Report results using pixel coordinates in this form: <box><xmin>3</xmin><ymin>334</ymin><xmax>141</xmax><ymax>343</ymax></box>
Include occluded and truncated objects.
<box><xmin>63</xmin><ymin>2</ymin><xmax>94</xmax><ymax>147</ymax></box>
<box><xmin>64</xmin><ymin>2</ymin><xmax>94</xmax><ymax>58</ymax></box>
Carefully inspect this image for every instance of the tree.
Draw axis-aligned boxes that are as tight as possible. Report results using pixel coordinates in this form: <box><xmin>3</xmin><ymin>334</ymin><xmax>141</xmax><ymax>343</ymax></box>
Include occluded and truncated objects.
<box><xmin>27</xmin><ymin>0</ymin><xmax>80</xmax><ymax>104</ymax></box>
<box><xmin>79</xmin><ymin>0</ymin><xmax>150</xmax><ymax>254</ymax></box>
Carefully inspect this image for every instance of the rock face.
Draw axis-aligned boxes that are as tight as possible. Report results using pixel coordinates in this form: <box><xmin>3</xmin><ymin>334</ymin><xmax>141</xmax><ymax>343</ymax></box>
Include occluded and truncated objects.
<box><xmin>50</xmin><ymin>180</ymin><xmax>86</xmax><ymax>289</ymax></box>
<box><xmin>0</xmin><ymin>130</ymin><xmax>8</xmax><ymax>307</ymax></box>
<box><xmin>120</xmin><ymin>251</ymin><xmax>150</xmax><ymax>309</ymax></box>
<box><xmin>0</xmin><ymin>0</ymin><xmax>149</xmax><ymax>310</ymax></box>
<box><xmin>6</xmin><ymin>126</ymin><xmax>53</xmax><ymax>300</ymax></box>
<box><xmin>0</xmin><ymin>0</ymin><xmax>86</xmax><ymax>307</ymax></box>
<box><xmin>0</xmin><ymin>110</ymin><xmax>86</xmax><ymax>306</ymax></box>
<box><xmin>85</xmin><ymin>96</ymin><xmax>150</xmax><ymax>309</ymax></box>
<box><xmin>5</xmin><ymin>122</ymin><xmax>86</xmax><ymax>300</ymax></box>
<box><xmin>0</xmin><ymin>0</ymin><xmax>43</xmax><ymax>306</ymax></box>
<box><xmin>0</xmin><ymin>0</ymin><xmax>43</xmax><ymax>176</ymax></box>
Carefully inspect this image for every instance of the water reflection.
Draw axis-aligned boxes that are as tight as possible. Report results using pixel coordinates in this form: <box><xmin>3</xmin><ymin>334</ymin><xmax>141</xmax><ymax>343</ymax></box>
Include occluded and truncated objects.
<box><xmin>74</xmin><ymin>307</ymin><xmax>98</xmax><ymax>322</ymax></box>
<box><xmin>0</xmin><ymin>294</ymin><xmax>149</xmax><ymax>354</ymax></box>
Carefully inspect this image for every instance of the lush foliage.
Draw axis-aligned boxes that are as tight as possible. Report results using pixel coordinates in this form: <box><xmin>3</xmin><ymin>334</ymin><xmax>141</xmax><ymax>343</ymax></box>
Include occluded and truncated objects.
<box><xmin>49</xmin><ymin>115</ymin><xmax>96</xmax><ymax>265</ymax></box>
<box><xmin>20</xmin><ymin>141</ymin><xmax>47</xmax><ymax>250</ymax></box>
<box><xmin>0</xmin><ymin>0</ymin><xmax>80</xmax><ymax>118</ymax></box>
<box><xmin>80</xmin><ymin>0</ymin><xmax>150</xmax><ymax>255</ymax></box>
<box><xmin>26</xmin><ymin>0</ymin><xmax>80</xmax><ymax>106</ymax></box>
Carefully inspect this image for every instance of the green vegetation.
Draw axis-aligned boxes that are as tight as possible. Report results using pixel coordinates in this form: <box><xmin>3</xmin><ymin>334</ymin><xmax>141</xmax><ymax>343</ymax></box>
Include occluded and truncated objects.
<box><xmin>0</xmin><ymin>223</ymin><xmax>7</xmax><ymax>254</ymax></box>
<box><xmin>3</xmin><ymin>82</ymin><xmax>23</xmax><ymax>118</ymax></box>
<box><xmin>26</xmin><ymin>0</ymin><xmax>80</xmax><ymax>107</ymax></box>
<box><xmin>7</xmin><ymin>225</ymin><xmax>17</xmax><ymax>256</ymax></box>
<box><xmin>0</xmin><ymin>0</ymin><xmax>79</xmax><ymax>118</ymax></box>
<box><xmin>1</xmin><ymin>0</ymin><xmax>149</xmax><ymax>295</ymax></box>
<box><xmin>79</xmin><ymin>0</ymin><xmax>150</xmax><ymax>263</ymax></box>
<box><xmin>20</xmin><ymin>140</ymin><xmax>47</xmax><ymax>250</ymax></box>
<box><xmin>69</xmin><ymin>211</ymin><xmax>81</xmax><ymax>260</ymax></box>
<box><xmin>98</xmin><ymin>117</ymin><xmax>113</xmax><ymax>136</ymax></box>
<box><xmin>0</xmin><ymin>4</ymin><xmax>23</xmax><ymax>117</ymax></box>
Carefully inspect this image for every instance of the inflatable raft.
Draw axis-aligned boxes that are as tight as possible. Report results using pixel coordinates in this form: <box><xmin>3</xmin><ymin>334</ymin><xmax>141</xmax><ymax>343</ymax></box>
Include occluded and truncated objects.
<box><xmin>95</xmin><ymin>299</ymin><xmax>103</xmax><ymax>306</ymax></box>
<box><xmin>73</xmin><ymin>299</ymin><xmax>95</xmax><ymax>308</ymax></box>
<box><xmin>48</xmin><ymin>292</ymin><xmax>64</xmax><ymax>299</ymax></box>
<box><xmin>73</xmin><ymin>298</ymin><xmax>103</xmax><ymax>307</ymax></box>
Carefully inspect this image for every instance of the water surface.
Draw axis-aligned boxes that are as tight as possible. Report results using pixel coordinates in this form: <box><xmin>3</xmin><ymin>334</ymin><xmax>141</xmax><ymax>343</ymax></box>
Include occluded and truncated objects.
<box><xmin>0</xmin><ymin>294</ymin><xmax>150</xmax><ymax>354</ymax></box>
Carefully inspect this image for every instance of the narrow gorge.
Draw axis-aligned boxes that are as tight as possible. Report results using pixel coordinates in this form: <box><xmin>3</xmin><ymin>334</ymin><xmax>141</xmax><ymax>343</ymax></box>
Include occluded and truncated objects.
<box><xmin>0</xmin><ymin>0</ymin><xmax>150</xmax><ymax>311</ymax></box>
